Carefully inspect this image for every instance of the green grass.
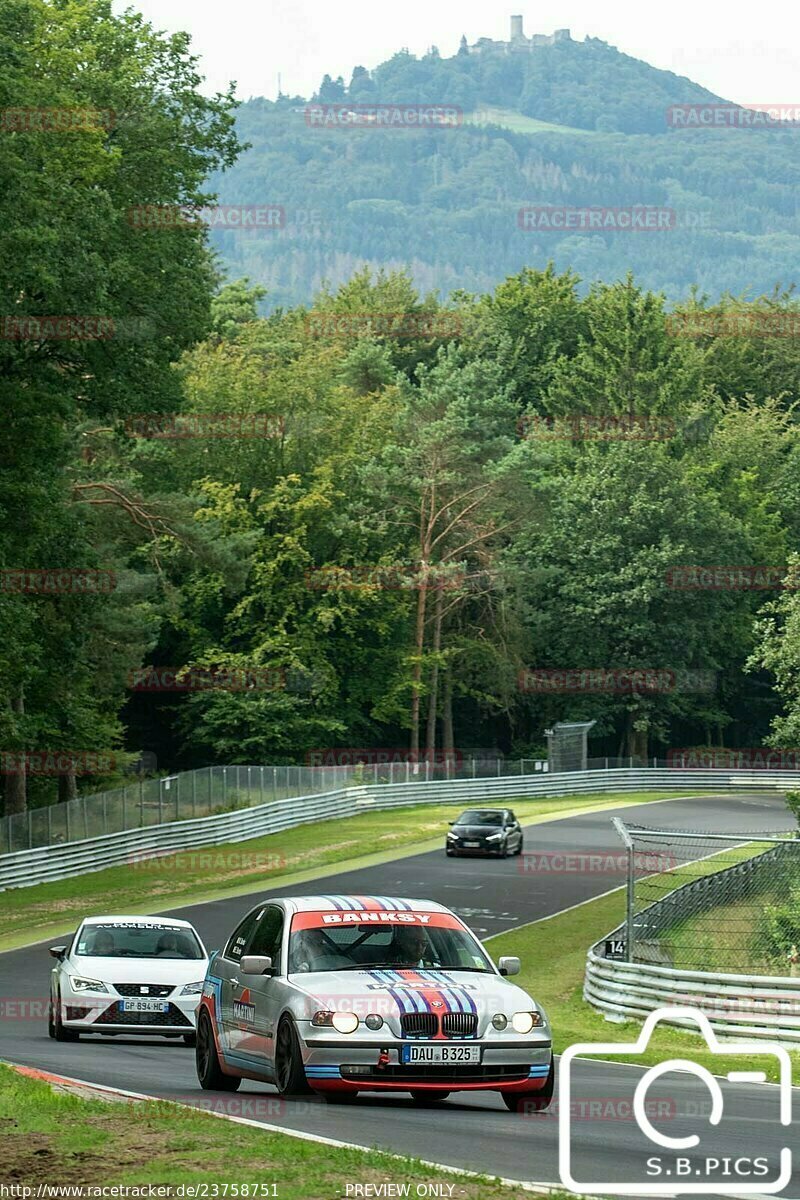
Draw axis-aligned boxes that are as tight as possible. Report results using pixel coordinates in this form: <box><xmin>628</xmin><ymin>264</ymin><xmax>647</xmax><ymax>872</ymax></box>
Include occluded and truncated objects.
<box><xmin>0</xmin><ymin>790</ymin><xmax>698</xmax><ymax>952</ymax></box>
<box><xmin>0</xmin><ymin>1063</ymin><xmax>572</xmax><ymax>1196</ymax></box>
<box><xmin>489</xmin><ymin>867</ymin><xmax>800</xmax><ymax>1083</ymax></box>
<box><xmin>465</xmin><ymin>106</ymin><xmax>593</xmax><ymax>135</ymax></box>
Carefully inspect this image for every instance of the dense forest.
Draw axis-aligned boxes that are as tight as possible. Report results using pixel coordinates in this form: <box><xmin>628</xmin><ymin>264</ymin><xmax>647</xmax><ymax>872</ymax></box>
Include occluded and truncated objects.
<box><xmin>208</xmin><ymin>37</ymin><xmax>800</xmax><ymax>309</ymax></box>
<box><xmin>3</xmin><ymin>0</ymin><xmax>800</xmax><ymax>817</ymax></box>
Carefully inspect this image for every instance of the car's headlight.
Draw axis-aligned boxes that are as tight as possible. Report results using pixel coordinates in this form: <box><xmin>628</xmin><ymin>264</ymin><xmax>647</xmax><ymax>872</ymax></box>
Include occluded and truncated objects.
<box><xmin>447</xmin><ymin>832</ymin><xmax>458</xmax><ymax>840</ymax></box>
<box><xmin>68</xmin><ymin>976</ymin><xmax>109</xmax><ymax>994</ymax></box>
<box><xmin>512</xmin><ymin>1009</ymin><xmax>545</xmax><ymax>1033</ymax></box>
<box><xmin>332</xmin><ymin>1012</ymin><xmax>359</xmax><ymax>1034</ymax></box>
<box><xmin>181</xmin><ymin>981</ymin><xmax>204</xmax><ymax>995</ymax></box>
<box><xmin>311</xmin><ymin>1009</ymin><xmax>359</xmax><ymax>1033</ymax></box>
<box><xmin>486</xmin><ymin>832</ymin><xmax>504</xmax><ymax>841</ymax></box>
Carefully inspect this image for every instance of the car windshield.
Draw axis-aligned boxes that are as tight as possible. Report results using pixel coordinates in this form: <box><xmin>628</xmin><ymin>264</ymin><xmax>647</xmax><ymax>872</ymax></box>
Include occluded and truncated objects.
<box><xmin>455</xmin><ymin>810</ymin><xmax>504</xmax><ymax>826</ymax></box>
<box><xmin>288</xmin><ymin>912</ymin><xmax>493</xmax><ymax>974</ymax></box>
<box><xmin>75</xmin><ymin>922</ymin><xmax>204</xmax><ymax>960</ymax></box>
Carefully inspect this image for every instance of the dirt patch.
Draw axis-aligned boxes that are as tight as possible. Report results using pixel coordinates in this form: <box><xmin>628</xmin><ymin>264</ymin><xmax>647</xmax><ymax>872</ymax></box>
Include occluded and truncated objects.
<box><xmin>3</xmin><ymin>1128</ymin><xmax>104</xmax><ymax>1185</ymax></box>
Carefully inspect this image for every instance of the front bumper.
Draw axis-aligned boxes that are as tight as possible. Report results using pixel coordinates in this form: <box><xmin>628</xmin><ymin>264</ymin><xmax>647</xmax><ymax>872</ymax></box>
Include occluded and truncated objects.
<box><xmin>300</xmin><ymin>1030</ymin><xmax>552</xmax><ymax>1093</ymax></box>
<box><xmin>446</xmin><ymin>840</ymin><xmax>505</xmax><ymax>855</ymax></box>
<box><xmin>58</xmin><ymin>990</ymin><xmax>199</xmax><ymax>1035</ymax></box>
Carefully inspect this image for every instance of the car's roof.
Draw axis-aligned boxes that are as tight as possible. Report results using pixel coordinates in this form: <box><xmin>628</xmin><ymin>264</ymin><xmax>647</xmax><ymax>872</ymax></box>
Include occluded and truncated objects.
<box><xmin>80</xmin><ymin>914</ymin><xmax>196</xmax><ymax>928</ymax></box>
<box><xmin>458</xmin><ymin>807</ymin><xmax>505</xmax><ymax>814</ymax></box>
<box><xmin>287</xmin><ymin>895</ymin><xmax>450</xmax><ymax>914</ymax></box>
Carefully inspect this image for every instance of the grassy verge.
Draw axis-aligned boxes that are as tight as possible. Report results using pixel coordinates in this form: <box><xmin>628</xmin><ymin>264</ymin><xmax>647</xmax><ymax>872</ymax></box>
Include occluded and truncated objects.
<box><xmin>0</xmin><ymin>790</ymin><xmax>698</xmax><ymax>952</ymax></box>
<box><xmin>0</xmin><ymin>1064</ymin><xmax>569</xmax><ymax>1197</ymax></box>
<box><xmin>489</xmin><ymin>872</ymin><xmax>800</xmax><ymax>1084</ymax></box>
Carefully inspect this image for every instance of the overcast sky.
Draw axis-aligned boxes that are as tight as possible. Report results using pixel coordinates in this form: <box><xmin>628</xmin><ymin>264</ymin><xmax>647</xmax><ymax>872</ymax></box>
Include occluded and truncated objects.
<box><xmin>116</xmin><ymin>0</ymin><xmax>800</xmax><ymax>108</ymax></box>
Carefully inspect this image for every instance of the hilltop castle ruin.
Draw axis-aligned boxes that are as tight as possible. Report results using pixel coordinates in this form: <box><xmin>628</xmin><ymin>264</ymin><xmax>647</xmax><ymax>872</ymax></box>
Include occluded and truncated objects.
<box><xmin>465</xmin><ymin>15</ymin><xmax>571</xmax><ymax>54</ymax></box>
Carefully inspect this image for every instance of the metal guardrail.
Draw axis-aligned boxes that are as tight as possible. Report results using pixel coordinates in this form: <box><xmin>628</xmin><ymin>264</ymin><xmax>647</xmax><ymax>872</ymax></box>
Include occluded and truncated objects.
<box><xmin>585</xmin><ymin>821</ymin><xmax>800</xmax><ymax>1043</ymax></box>
<box><xmin>585</xmin><ymin>949</ymin><xmax>800</xmax><ymax>1045</ymax></box>
<box><xmin>1</xmin><ymin>765</ymin><xmax>796</xmax><ymax>892</ymax></box>
<box><xmin>2</xmin><ymin>754</ymin><xmax>757</xmax><ymax>856</ymax></box>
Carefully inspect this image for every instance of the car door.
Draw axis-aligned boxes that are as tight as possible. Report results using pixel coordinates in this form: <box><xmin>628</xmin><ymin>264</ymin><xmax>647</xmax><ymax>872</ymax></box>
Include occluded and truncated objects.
<box><xmin>242</xmin><ymin>904</ymin><xmax>285</xmax><ymax>1068</ymax></box>
<box><xmin>506</xmin><ymin>810</ymin><xmax>521</xmax><ymax>851</ymax></box>
<box><xmin>218</xmin><ymin>907</ymin><xmax>264</xmax><ymax>1059</ymax></box>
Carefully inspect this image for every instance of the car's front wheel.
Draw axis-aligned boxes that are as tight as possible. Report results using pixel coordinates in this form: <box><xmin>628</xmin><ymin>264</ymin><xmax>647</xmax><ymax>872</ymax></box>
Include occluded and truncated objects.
<box><xmin>196</xmin><ymin>1009</ymin><xmax>240</xmax><ymax>1091</ymax></box>
<box><xmin>502</xmin><ymin>1060</ymin><xmax>554</xmax><ymax>1113</ymax></box>
<box><xmin>274</xmin><ymin>1017</ymin><xmax>312</xmax><ymax>1097</ymax></box>
<box><xmin>51</xmin><ymin>992</ymin><xmax>79</xmax><ymax>1042</ymax></box>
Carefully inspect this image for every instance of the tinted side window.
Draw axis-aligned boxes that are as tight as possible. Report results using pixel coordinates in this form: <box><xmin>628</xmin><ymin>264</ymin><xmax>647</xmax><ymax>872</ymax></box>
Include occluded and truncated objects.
<box><xmin>225</xmin><ymin>909</ymin><xmax>262</xmax><ymax>961</ymax></box>
<box><xmin>507</xmin><ymin>810</ymin><xmax>516</xmax><ymax>824</ymax></box>
<box><xmin>247</xmin><ymin>906</ymin><xmax>284</xmax><ymax>969</ymax></box>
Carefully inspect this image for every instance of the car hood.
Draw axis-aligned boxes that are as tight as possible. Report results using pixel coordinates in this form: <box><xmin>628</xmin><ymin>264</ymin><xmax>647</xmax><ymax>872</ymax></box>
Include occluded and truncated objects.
<box><xmin>290</xmin><ymin>968</ymin><xmax>540</xmax><ymax>1020</ymax></box>
<box><xmin>64</xmin><ymin>955</ymin><xmax>208</xmax><ymax>985</ymax></box>
<box><xmin>451</xmin><ymin>825</ymin><xmax>502</xmax><ymax>836</ymax></box>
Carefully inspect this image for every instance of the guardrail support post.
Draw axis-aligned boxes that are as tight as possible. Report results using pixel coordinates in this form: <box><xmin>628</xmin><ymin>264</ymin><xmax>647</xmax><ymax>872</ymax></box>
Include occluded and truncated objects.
<box><xmin>612</xmin><ymin>817</ymin><xmax>635</xmax><ymax>963</ymax></box>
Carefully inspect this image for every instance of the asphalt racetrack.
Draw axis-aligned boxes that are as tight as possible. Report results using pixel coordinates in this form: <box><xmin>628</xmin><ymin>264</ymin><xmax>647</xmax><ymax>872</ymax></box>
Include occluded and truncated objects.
<box><xmin>2</xmin><ymin>792</ymin><xmax>797</xmax><ymax>1197</ymax></box>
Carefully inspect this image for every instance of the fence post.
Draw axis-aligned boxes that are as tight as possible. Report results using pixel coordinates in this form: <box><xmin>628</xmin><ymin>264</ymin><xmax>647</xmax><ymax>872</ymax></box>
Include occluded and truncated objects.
<box><xmin>273</xmin><ymin>766</ymin><xmax>277</xmax><ymax>802</ymax></box>
<box><xmin>613</xmin><ymin>817</ymin><xmax>635</xmax><ymax>964</ymax></box>
<box><xmin>158</xmin><ymin>779</ymin><xmax>163</xmax><ymax>824</ymax></box>
<box><xmin>47</xmin><ymin>804</ymin><xmax>52</xmax><ymax>846</ymax></box>
<box><xmin>83</xmin><ymin>796</ymin><xmax>89</xmax><ymax>839</ymax></box>
<box><xmin>103</xmin><ymin>793</ymin><xmax>108</xmax><ymax>834</ymax></box>
<box><xmin>192</xmin><ymin>771</ymin><xmax>197</xmax><ymax>818</ymax></box>
<box><xmin>28</xmin><ymin>808</ymin><xmax>33</xmax><ymax>850</ymax></box>
<box><xmin>175</xmin><ymin>775</ymin><xmax>180</xmax><ymax>820</ymax></box>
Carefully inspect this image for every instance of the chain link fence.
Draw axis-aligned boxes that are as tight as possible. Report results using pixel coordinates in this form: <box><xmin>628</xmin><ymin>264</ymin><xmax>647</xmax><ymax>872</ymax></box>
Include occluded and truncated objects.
<box><xmin>612</xmin><ymin>821</ymin><xmax>800</xmax><ymax>976</ymax></box>
<box><xmin>3</xmin><ymin>755</ymin><xmax>556</xmax><ymax>854</ymax></box>
<box><xmin>0</xmin><ymin>752</ymin><xmax>785</xmax><ymax>856</ymax></box>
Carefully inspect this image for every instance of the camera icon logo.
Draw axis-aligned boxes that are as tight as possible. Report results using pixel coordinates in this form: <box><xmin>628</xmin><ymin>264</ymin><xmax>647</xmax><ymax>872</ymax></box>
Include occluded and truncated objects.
<box><xmin>558</xmin><ymin>1005</ymin><xmax>792</xmax><ymax>1195</ymax></box>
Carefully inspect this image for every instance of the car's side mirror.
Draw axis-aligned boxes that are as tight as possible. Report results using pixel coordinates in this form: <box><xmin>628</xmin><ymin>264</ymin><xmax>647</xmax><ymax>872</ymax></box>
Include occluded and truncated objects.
<box><xmin>241</xmin><ymin>954</ymin><xmax>274</xmax><ymax>976</ymax></box>
<box><xmin>49</xmin><ymin>946</ymin><xmax>67</xmax><ymax>961</ymax></box>
<box><xmin>498</xmin><ymin>956</ymin><xmax>520</xmax><ymax>976</ymax></box>
<box><xmin>448</xmin><ymin>821</ymin><xmax>455</xmax><ymax>826</ymax></box>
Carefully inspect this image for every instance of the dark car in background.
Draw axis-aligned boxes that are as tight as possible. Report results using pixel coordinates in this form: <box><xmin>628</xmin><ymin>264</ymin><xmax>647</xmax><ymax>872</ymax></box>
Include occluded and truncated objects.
<box><xmin>445</xmin><ymin>808</ymin><xmax>523</xmax><ymax>858</ymax></box>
